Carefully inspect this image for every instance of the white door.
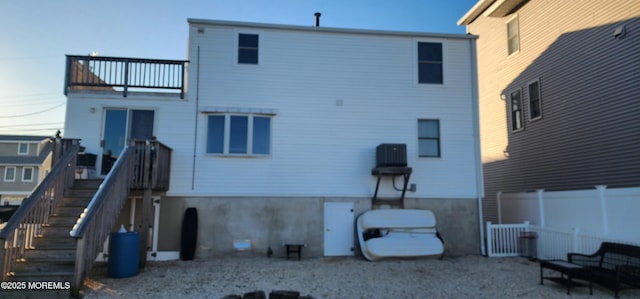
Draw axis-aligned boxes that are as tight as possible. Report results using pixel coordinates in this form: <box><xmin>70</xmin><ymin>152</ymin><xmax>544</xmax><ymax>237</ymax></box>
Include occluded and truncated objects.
<box><xmin>324</xmin><ymin>202</ymin><xmax>354</xmax><ymax>256</ymax></box>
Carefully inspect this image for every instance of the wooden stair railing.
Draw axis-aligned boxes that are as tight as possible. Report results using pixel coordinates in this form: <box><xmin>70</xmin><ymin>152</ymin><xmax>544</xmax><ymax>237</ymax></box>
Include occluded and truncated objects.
<box><xmin>0</xmin><ymin>139</ymin><xmax>80</xmax><ymax>281</ymax></box>
<box><xmin>69</xmin><ymin>143</ymin><xmax>134</xmax><ymax>296</ymax></box>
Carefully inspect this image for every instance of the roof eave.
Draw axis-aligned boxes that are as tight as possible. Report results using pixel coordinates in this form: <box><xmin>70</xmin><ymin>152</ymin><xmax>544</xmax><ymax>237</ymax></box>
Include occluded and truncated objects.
<box><xmin>189</xmin><ymin>18</ymin><xmax>478</xmax><ymax>40</ymax></box>
<box><xmin>457</xmin><ymin>0</ymin><xmax>496</xmax><ymax>26</ymax></box>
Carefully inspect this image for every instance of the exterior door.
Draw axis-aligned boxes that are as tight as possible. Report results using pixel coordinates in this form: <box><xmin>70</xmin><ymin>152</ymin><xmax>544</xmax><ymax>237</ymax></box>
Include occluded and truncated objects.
<box><xmin>324</xmin><ymin>202</ymin><xmax>355</xmax><ymax>256</ymax></box>
<box><xmin>100</xmin><ymin>108</ymin><xmax>155</xmax><ymax>175</ymax></box>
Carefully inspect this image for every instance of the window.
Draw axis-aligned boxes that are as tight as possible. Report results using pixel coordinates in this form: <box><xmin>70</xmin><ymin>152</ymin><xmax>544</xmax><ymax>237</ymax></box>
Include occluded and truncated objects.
<box><xmin>507</xmin><ymin>16</ymin><xmax>520</xmax><ymax>55</ymax></box>
<box><xmin>4</xmin><ymin>167</ymin><xmax>16</xmax><ymax>182</ymax></box>
<box><xmin>528</xmin><ymin>80</ymin><xmax>542</xmax><ymax>120</ymax></box>
<box><xmin>418</xmin><ymin>119</ymin><xmax>440</xmax><ymax>157</ymax></box>
<box><xmin>22</xmin><ymin>167</ymin><xmax>33</xmax><ymax>182</ymax></box>
<box><xmin>207</xmin><ymin>114</ymin><xmax>271</xmax><ymax>155</ymax></box>
<box><xmin>238</xmin><ymin>33</ymin><xmax>259</xmax><ymax>64</ymax></box>
<box><xmin>18</xmin><ymin>143</ymin><xmax>29</xmax><ymax>155</ymax></box>
<box><xmin>418</xmin><ymin>42</ymin><xmax>443</xmax><ymax>84</ymax></box>
<box><xmin>510</xmin><ymin>89</ymin><xmax>524</xmax><ymax>131</ymax></box>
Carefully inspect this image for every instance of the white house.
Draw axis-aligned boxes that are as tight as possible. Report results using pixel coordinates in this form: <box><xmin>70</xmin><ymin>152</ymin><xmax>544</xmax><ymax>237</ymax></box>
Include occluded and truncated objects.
<box><xmin>63</xmin><ymin>19</ymin><xmax>483</xmax><ymax>258</ymax></box>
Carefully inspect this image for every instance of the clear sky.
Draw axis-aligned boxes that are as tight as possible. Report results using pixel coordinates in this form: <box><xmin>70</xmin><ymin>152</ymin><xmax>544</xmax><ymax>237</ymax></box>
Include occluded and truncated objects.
<box><xmin>0</xmin><ymin>0</ymin><xmax>476</xmax><ymax>136</ymax></box>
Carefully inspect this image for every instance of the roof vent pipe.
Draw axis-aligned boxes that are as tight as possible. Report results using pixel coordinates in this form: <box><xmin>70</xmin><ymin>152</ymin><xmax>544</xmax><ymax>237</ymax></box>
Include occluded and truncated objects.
<box><xmin>314</xmin><ymin>12</ymin><xmax>321</xmax><ymax>27</ymax></box>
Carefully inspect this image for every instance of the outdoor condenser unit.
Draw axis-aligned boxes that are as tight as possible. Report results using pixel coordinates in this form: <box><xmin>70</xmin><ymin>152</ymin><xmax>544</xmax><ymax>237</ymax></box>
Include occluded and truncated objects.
<box><xmin>376</xmin><ymin>144</ymin><xmax>407</xmax><ymax>167</ymax></box>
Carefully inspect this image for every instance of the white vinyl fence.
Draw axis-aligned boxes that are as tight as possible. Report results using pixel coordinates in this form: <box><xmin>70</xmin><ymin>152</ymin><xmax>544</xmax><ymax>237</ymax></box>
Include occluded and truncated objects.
<box><xmin>486</xmin><ymin>186</ymin><xmax>640</xmax><ymax>258</ymax></box>
<box><xmin>486</xmin><ymin>222</ymin><xmax>640</xmax><ymax>259</ymax></box>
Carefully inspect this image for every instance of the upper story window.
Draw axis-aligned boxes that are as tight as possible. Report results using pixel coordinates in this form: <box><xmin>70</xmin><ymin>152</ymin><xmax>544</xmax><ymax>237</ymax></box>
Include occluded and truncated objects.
<box><xmin>238</xmin><ymin>33</ymin><xmax>259</xmax><ymax>64</ymax></box>
<box><xmin>510</xmin><ymin>89</ymin><xmax>524</xmax><ymax>131</ymax></box>
<box><xmin>4</xmin><ymin>167</ymin><xmax>16</xmax><ymax>182</ymax></box>
<box><xmin>418</xmin><ymin>119</ymin><xmax>441</xmax><ymax>157</ymax></box>
<box><xmin>528</xmin><ymin>80</ymin><xmax>542</xmax><ymax>120</ymax></box>
<box><xmin>22</xmin><ymin>167</ymin><xmax>33</xmax><ymax>182</ymax></box>
<box><xmin>507</xmin><ymin>16</ymin><xmax>520</xmax><ymax>55</ymax></box>
<box><xmin>207</xmin><ymin>114</ymin><xmax>271</xmax><ymax>156</ymax></box>
<box><xmin>18</xmin><ymin>143</ymin><xmax>29</xmax><ymax>155</ymax></box>
<box><xmin>417</xmin><ymin>42</ymin><xmax>443</xmax><ymax>84</ymax></box>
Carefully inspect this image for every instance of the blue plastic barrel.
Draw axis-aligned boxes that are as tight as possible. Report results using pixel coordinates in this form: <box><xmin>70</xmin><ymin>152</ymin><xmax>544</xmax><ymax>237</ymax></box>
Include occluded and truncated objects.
<box><xmin>108</xmin><ymin>231</ymin><xmax>140</xmax><ymax>278</ymax></box>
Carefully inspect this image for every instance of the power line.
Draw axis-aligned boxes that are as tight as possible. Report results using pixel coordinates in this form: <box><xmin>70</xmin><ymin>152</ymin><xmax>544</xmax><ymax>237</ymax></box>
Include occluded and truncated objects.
<box><xmin>1</xmin><ymin>98</ymin><xmax>65</xmax><ymax>108</ymax></box>
<box><xmin>0</xmin><ymin>122</ymin><xmax>64</xmax><ymax>128</ymax></box>
<box><xmin>0</xmin><ymin>92</ymin><xmax>59</xmax><ymax>99</ymax></box>
<box><xmin>0</xmin><ymin>102</ymin><xmax>65</xmax><ymax>118</ymax></box>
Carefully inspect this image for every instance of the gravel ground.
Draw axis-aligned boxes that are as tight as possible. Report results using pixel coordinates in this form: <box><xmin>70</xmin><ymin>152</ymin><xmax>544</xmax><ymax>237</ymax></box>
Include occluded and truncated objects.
<box><xmin>80</xmin><ymin>255</ymin><xmax>639</xmax><ymax>298</ymax></box>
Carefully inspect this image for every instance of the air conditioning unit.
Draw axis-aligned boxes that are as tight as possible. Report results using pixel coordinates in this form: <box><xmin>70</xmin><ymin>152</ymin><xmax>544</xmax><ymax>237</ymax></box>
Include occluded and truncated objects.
<box><xmin>376</xmin><ymin>144</ymin><xmax>407</xmax><ymax>167</ymax></box>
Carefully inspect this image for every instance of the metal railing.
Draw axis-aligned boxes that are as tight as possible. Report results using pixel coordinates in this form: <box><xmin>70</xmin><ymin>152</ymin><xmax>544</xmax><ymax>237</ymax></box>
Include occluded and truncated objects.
<box><xmin>70</xmin><ymin>144</ymin><xmax>133</xmax><ymax>295</ymax></box>
<box><xmin>0</xmin><ymin>139</ymin><xmax>79</xmax><ymax>280</ymax></box>
<box><xmin>64</xmin><ymin>55</ymin><xmax>188</xmax><ymax>99</ymax></box>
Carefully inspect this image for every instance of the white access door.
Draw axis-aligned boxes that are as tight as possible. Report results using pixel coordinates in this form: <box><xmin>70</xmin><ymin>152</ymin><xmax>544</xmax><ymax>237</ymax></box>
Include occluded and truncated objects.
<box><xmin>324</xmin><ymin>202</ymin><xmax>354</xmax><ymax>256</ymax></box>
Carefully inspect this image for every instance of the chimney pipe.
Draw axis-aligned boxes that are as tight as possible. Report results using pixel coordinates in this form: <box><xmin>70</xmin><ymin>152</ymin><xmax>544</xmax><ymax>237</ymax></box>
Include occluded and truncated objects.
<box><xmin>314</xmin><ymin>12</ymin><xmax>321</xmax><ymax>27</ymax></box>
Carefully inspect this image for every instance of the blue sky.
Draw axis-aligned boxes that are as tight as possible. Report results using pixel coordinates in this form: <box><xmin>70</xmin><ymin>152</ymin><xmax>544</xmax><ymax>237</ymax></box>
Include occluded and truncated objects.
<box><xmin>0</xmin><ymin>0</ymin><xmax>476</xmax><ymax>136</ymax></box>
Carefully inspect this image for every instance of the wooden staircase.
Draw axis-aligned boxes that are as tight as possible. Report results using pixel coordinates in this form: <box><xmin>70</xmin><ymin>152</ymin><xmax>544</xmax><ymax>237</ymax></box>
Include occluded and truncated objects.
<box><xmin>6</xmin><ymin>180</ymin><xmax>101</xmax><ymax>287</ymax></box>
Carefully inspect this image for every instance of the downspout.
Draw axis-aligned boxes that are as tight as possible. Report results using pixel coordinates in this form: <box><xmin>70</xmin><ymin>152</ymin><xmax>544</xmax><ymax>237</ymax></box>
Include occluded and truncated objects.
<box><xmin>469</xmin><ymin>37</ymin><xmax>486</xmax><ymax>256</ymax></box>
<box><xmin>191</xmin><ymin>45</ymin><xmax>201</xmax><ymax>190</ymax></box>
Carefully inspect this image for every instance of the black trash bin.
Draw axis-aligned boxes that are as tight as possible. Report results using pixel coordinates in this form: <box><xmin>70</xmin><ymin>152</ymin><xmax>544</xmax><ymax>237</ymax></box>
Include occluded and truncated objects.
<box><xmin>108</xmin><ymin>231</ymin><xmax>140</xmax><ymax>278</ymax></box>
<box><xmin>519</xmin><ymin>231</ymin><xmax>538</xmax><ymax>260</ymax></box>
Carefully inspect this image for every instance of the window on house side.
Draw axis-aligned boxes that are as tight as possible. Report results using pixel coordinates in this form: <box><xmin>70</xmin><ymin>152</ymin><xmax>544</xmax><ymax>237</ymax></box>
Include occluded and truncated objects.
<box><xmin>418</xmin><ymin>42</ymin><xmax>443</xmax><ymax>84</ymax></box>
<box><xmin>4</xmin><ymin>167</ymin><xmax>16</xmax><ymax>182</ymax></box>
<box><xmin>252</xmin><ymin>116</ymin><xmax>271</xmax><ymax>155</ymax></box>
<box><xmin>22</xmin><ymin>167</ymin><xmax>33</xmax><ymax>182</ymax></box>
<box><xmin>507</xmin><ymin>17</ymin><xmax>520</xmax><ymax>55</ymax></box>
<box><xmin>528</xmin><ymin>80</ymin><xmax>542</xmax><ymax>120</ymax></box>
<box><xmin>206</xmin><ymin>114</ymin><xmax>271</xmax><ymax>156</ymax></box>
<box><xmin>207</xmin><ymin>115</ymin><xmax>225</xmax><ymax>154</ymax></box>
<box><xmin>18</xmin><ymin>143</ymin><xmax>29</xmax><ymax>155</ymax></box>
<box><xmin>238</xmin><ymin>34</ymin><xmax>259</xmax><ymax>64</ymax></box>
<box><xmin>510</xmin><ymin>89</ymin><xmax>524</xmax><ymax>131</ymax></box>
<box><xmin>418</xmin><ymin>119</ymin><xmax>440</xmax><ymax>157</ymax></box>
<box><xmin>229</xmin><ymin>116</ymin><xmax>249</xmax><ymax>154</ymax></box>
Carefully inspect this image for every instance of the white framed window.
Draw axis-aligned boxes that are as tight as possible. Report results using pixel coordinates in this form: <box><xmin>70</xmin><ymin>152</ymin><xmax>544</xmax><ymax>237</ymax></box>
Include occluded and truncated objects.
<box><xmin>238</xmin><ymin>33</ymin><xmax>259</xmax><ymax>64</ymax></box>
<box><xmin>4</xmin><ymin>167</ymin><xmax>16</xmax><ymax>182</ymax></box>
<box><xmin>22</xmin><ymin>167</ymin><xmax>34</xmax><ymax>182</ymax></box>
<box><xmin>507</xmin><ymin>16</ymin><xmax>520</xmax><ymax>55</ymax></box>
<box><xmin>510</xmin><ymin>89</ymin><xmax>524</xmax><ymax>132</ymax></box>
<box><xmin>206</xmin><ymin>114</ymin><xmax>271</xmax><ymax>156</ymax></box>
<box><xmin>418</xmin><ymin>119</ymin><xmax>441</xmax><ymax>157</ymax></box>
<box><xmin>417</xmin><ymin>42</ymin><xmax>444</xmax><ymax>84</ymax></box>
<box><xmin>18</xmin><ymin>143</ymin><xmax>29</xmax><ymax>155</ymax></box>
<box><xmin>528</xmin><ymin>79</ymin><xmax>542</xmax><ymax>121</ymax></box>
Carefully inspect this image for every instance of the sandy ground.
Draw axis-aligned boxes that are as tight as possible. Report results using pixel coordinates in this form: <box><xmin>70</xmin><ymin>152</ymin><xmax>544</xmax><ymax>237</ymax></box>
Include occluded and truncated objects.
<box><xmin>79</xmin><ymin>255</ymin><xmax>639</xmax><ymax>299</ymax></box>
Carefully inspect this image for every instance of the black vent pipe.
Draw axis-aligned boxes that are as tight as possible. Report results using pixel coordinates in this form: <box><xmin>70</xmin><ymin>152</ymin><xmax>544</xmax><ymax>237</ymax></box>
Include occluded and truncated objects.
<box><xmin>315</xmin><ymin>12</ymin><xmax>321</xmax><ymax>27</ymax></box>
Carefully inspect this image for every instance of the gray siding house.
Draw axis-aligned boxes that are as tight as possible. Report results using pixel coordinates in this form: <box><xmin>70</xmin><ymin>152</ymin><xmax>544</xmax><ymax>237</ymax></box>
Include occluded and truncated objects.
<box><xmin>0</xmin><ymin>135</ymin><xmax>53</xmax><ymax>206</ymax></box>
<box><xmin>458</xmin><ymin>0</ymin><xmax>640</xmax><ymax>223</ymax></box>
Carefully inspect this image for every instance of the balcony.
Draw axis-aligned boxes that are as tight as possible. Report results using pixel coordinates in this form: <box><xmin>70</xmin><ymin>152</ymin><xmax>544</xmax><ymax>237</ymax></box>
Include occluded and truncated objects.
<box><xmin>64</xmin><ymin>55</ymin><xmax>188</xmax><ymax>99</ymax></box>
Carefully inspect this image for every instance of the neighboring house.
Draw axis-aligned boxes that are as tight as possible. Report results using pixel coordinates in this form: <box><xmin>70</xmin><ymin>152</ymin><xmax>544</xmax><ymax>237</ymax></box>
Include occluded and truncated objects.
<box><xmin>458</xmin><ymin>1</ymin><xmax>640</xmax><ymax>224</ymax></box>
<box><xmin>0</xmin><ymin>135</ymin><xmax>53</xmax><ymax>206</ymax></box>
<box><xmin>63</xmin><ymin>18</ymin><xmax>484</xmax><ymax>258</ymax></box>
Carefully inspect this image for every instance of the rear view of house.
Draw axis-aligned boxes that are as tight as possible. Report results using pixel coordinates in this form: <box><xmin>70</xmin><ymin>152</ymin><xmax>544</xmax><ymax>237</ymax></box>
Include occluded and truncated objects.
<box><xmin>61</xmin><ymin>19</ymin><xmax>483</xmax><ymax>259</ymax></box>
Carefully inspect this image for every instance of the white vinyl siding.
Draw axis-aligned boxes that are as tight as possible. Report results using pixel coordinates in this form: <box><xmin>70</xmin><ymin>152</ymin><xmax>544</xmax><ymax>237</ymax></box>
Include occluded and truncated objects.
<box><xmin>164</xmin><ymin>22</ymin><xmax>481</xmax><ymax>198</ymax></box>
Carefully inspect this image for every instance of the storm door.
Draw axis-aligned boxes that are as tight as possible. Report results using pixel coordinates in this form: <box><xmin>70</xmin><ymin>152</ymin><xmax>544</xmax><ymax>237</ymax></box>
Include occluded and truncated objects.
<box><xmin>100</xmin><ymin>108</ymin><xmax>155</xmax><ymax>175</ymax></box>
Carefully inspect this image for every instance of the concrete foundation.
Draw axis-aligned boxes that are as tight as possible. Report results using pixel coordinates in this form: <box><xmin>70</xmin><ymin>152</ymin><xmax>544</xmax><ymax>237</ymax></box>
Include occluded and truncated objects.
<box><xmin>154</xmin><ymin>196</ymin><xmax>481</xmax><ymax>258</ymax></box>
